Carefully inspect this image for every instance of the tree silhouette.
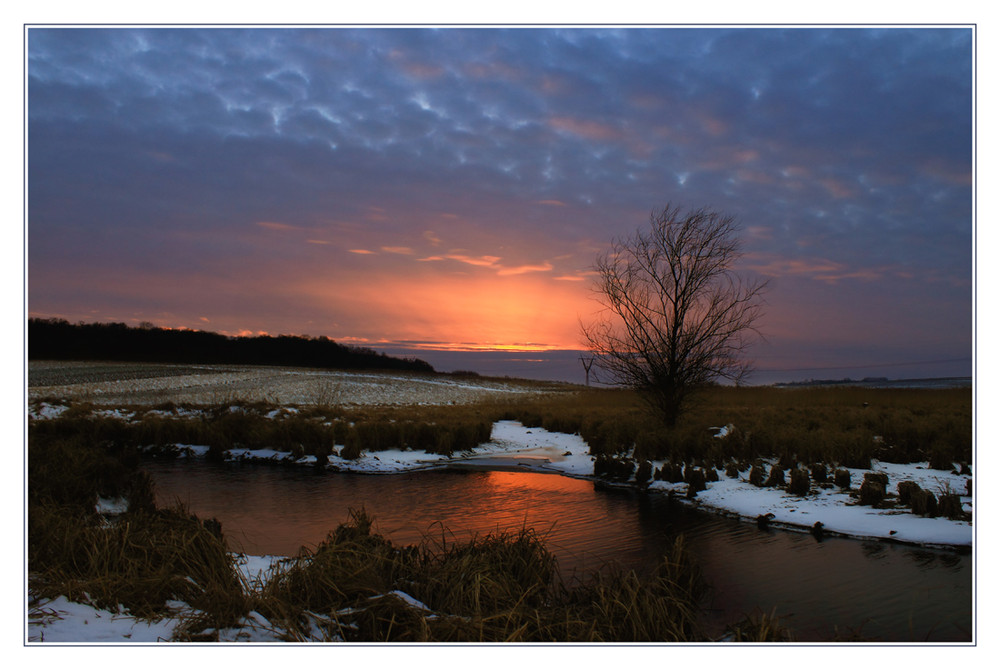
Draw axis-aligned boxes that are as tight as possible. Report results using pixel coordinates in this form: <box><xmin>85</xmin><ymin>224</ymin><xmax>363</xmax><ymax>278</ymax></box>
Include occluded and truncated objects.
<box><xmin>582</xmin><ymin>204</ymin><xmax>767</xmax><ymax>426</ymax></box>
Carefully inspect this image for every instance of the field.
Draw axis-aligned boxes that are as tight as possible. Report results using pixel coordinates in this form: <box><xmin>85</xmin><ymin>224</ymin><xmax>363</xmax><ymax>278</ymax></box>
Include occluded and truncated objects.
<box><xmin>28</xmin><ymin>360</ymin><xmax>570</xmax><ymax>407</ymax></box>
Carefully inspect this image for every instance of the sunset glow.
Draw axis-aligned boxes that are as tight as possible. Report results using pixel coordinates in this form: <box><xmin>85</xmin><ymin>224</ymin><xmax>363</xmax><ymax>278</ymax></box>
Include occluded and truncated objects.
<box><xmin>27</xmin><ymin>26</ymin><xmax>973</xmax><ymax>382</ymax></box>
<box><xmin>298</xmin><ymin>271</ymin><xmax>595</xmax><ymax>351</ymax></box>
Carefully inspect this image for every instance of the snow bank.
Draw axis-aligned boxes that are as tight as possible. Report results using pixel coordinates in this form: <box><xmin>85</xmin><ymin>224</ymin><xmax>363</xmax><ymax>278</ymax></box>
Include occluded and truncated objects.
<box><xmin>689</xmin><ymin>470</ymin><xmax>972</xmax><ymax>548</ymax></box>
<box><xmin>28</xmin><ymin>595</ymin><xmax>178</xmax><ymax>642</ymax></box>
<box><xmin>232</xmin><ymin>420</ymin><xmax>971</xmax><ymax>550</ymax></box>
<box><xmin>481</xmin><ymin>422</ymin><xmax>972</xmax><ymax>549</ymax></box>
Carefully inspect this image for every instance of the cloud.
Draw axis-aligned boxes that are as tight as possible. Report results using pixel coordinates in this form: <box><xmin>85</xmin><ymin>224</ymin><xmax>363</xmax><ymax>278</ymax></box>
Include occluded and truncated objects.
<box><xmin>548</xmin><ymin>116</ymin><xmax>622</xmax><ymax>142</ymax></box>
<box><xmin>256</xmin><ymin>221</ymin><xmax>300</xmax><ymax>231</ymax></box>
<box><xmin>746</xmin><ymin>256</ymin><xmax>889</xmax><ymax>285</ymax></box>
<box><xmin>442</xmin><ymin>254</ymin><xmax>503</xmax><ymax>268</ymax></box>
<box><xmin>819</xmin><ymin>177</ymin><xmax>856</xmax><ymax>199</ymax></box>
<box><xmin>496</xmin><ymin>262</ymin><xmax>553</xmax><ymax>276</ymax></box>
<box><xmin>26</xmin><ymin>27</ymin><xmax>972</xmax><ymax>371</ymax></box>
<box><xmin>417</xmin><ymin>252</ymin><xmax>556</xmax><ymax>277</ymax></box>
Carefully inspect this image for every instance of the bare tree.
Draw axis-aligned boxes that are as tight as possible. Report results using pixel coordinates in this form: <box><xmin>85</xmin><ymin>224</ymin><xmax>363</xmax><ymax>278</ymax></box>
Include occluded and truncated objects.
<box><xmin>582</xmin><ymin>204</ymin><xmax>767</xmax><ymax>426</ymax></box>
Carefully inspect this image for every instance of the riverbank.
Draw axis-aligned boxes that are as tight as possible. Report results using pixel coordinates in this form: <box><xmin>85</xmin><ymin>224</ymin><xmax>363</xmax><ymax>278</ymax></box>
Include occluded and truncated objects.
<box><xmin>26</xmin><ymin>426</ymin><xmax>972</xmax><ymax>643</ymax></box>
<box><xmin>124</xmin><ymin>419</ymin><xmax>971</xmax><ymax>551</ymax></box>
<box><xmin>29</xmin><ymin>508</ymin><xmax>708</xmax><ymax>644</ymax></box>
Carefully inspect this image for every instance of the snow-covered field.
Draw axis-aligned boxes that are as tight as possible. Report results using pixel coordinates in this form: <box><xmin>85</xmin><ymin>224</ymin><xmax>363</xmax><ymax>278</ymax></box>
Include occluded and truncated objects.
<box><xmin>27</xmin><ymin>360</ymin><xmax>564</xmax><ymax>407</ymax></box>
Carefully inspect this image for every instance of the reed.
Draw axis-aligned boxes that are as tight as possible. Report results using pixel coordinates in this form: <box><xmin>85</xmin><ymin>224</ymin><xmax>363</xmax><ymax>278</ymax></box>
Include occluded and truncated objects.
<box><xmin>30</xmin><ymin>382</ymin><xmax>971</xmax><ymax>471</ymax></box>
<box><xmin>29</xmin><ymin>503</ymin><xmax>249</xmax><ymax>627</ymax></box>
<box><xmin>247</xmin><ymin>509</ymin><xmax>708</xmax><ymax>642</ymax></box>
<box><xmin>724</xmin><ymin>607</ymin><xmax>795</xmax><ymax>642</ymax></box>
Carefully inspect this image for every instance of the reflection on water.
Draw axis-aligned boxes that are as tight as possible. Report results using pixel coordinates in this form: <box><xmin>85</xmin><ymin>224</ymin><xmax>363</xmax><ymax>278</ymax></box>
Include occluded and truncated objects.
<box><xmin>146</xmin><ymin>461</ymin><xmax>971</xmax><ymax>642</ymax></box>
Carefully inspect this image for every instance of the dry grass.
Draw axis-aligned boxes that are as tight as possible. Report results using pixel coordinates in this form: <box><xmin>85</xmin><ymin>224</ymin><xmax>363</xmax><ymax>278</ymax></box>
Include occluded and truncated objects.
<box><xmin>724</xmin><ymin>608</ymin><xmax>795</xmax><ymax>642</ymax></box>
<box><xmin>500</xmin><ymin>384</ymin><xmax>971</xmax><ymax>469</ymax></box>
<box><xmin>250</xmin><ymin>509</ymin><xmax>707</xmax><ymax>642</ymax></box>
<box><xmin>29</xmin><ymin>380</ymin><xmax>971</xmax><ymax>476</ymax></box>
<box><xmin>29</xmin><ymin>503</ymin><xmax>249</xmax><ymax>626</ymax></box>
<box><xmin>31</xmin><ymin>364</ymin><xmax>972</xmax><ymax>470</ymax></box>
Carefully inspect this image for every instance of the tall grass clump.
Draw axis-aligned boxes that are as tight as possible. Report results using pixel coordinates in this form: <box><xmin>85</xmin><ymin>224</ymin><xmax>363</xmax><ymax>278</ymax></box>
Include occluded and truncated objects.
<box><xmin>30</xmin><ymin>504</ymin><xmax>249</xmax><ymax>629</ymax></box>
<box><xmin>594</xmin><ymin>454</ymin><xmax>636</xmax><ymax>480</ymax></box>
<box><xmin>413</xmin><ymin>526</ymin><xmax>557</xmax><ymax>620</ymax></box>
<box><xmin>786</xmin><ymin>468</ymin><xmax>811</xmax><ymax>496</ymax></box>
<box><xmin>763</xmin><ymin>465</ymin><xmax>786</xmax><ymax>488</ymax></box>
<box><xmin>341</xmin><ymin>419</ymin><xmax>492</xmax><ymax>459</ymax></box>
<box><xmin>553</xmin><ymin>537</ymin><xmax>705</xmax><ymax>642</ymax></box>
<box><xmin>254</xmin><ymin>509</ymin><xmax>558</xmax><ymax>642</ymax></box>
<box><xmin>253</xmin><ymin>508</ymin><xmax>415</xmax><ymax>640</ymax></box>
<box><xmin>858</xmin><ymin>472</ymin><xmax>888</xmax><ymax>507</ymax></box>
<box><xmin>29</xmin><ymin>423</ymin><xmax>251</xmax><ymax>635</ymax></box>
<box><xmin>724</xmin><ymin>608</ymin><xmax>795</xmax><ymax>642</ymax></box>
<box><xmin>250</xmin><ymin>508</ymin><xmax>709</xmax><ymax>642</ymax></box>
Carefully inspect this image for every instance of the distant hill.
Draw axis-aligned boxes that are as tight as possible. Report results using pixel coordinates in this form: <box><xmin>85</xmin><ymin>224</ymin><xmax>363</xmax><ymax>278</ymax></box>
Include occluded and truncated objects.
<box><xmin>27</xmin><ymin>319</ymin><xmax>435</xmax><ymax>374</ymax></box>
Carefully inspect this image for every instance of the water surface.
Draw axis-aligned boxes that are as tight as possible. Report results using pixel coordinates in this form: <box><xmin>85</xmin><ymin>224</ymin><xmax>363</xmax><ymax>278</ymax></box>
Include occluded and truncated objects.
<box><xmin>147</xmin><ymin>461</ymin><xmax>972</xmax><ymax>642</ymax></box>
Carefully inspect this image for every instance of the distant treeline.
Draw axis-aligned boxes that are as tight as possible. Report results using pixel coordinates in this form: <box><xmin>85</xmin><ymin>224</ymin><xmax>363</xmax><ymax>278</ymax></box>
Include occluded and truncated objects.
<box><xmin>28</xmin><ymin>319</ymin><xmax>434</xmax><ymax>373</ymax></box>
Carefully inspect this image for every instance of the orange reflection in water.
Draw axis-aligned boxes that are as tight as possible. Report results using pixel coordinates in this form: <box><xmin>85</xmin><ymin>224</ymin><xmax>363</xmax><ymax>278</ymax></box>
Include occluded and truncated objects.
<box><xmin>482</xmin><ymin>469</ymin><xmax>591</xmax><ymax>495</ymax></box>
<box><xmin>440</xmin><ymin>470</ymin><xmax>599</xmax><ymax>543</ymax></box>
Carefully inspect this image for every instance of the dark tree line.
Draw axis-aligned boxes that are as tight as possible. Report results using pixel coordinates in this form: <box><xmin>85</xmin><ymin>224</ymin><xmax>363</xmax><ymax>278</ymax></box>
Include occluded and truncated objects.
<box><xmin>28</xmin><ymin>319</ymin><xmax>435</xmax><ymax>373</ymax></box>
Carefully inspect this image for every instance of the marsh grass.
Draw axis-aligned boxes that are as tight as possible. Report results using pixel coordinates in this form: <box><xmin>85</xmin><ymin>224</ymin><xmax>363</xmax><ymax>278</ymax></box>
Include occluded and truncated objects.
<box><xmin>30</xmin><ymin>403</ymin><xmax>491</xmax><ymax>463</ymax></box>
<box><xmin>486</xmin><ymin>385</ymin><xmax>970</xmax><ymax>472</ymax></box>
<box><xmin>724</xmin><ymin>608</ymin><xmax>795</xmax><ymax>642</ymax></box>
<box><xmin>28</xmin><ymin>427</ymin><xmax>248</xmax><ymax>630</ymax></box>
<box><xmin>251</xmin><ymin>508</ymin><xmax>707</xmax><ymax>642</ymax></box>
<box><xmin>30</xmin><ymin>382</ymin><xmax>971</xmax><ymax>473</ymax></box>
<box><xmin>786</xmin><ymin>467</ymin><xmax>811</xmax><ymax>496</ymax></box>
<box><xmin>30</xmin><ymin>504</ymin><xmax>249</xmax><ymax>627</ymax></box>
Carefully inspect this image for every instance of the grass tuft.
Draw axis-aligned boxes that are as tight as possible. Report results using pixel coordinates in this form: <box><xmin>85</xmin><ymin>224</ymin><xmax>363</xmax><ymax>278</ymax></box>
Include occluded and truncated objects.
<box><xmin>725</xmin><ymin>608</ymin><xmax>795</xmax><ymax>642</ymax></box>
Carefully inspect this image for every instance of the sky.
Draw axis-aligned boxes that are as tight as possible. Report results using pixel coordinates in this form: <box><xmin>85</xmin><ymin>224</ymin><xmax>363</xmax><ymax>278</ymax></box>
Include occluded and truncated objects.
<box><xmin>25</xmin><ymin>26</ymin><xmax>974</xmax><ymax>384</ymax></box>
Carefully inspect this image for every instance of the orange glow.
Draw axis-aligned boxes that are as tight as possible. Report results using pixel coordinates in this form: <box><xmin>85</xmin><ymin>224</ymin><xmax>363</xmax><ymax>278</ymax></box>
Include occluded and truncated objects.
<box><xmin>298</xmin><ymin>270</ymin><xmax>595</xmax><ymax>352</ymax></box>
<box><xmin>482</xmin><ymin>470</ymin><xmax>590</xmax><ymax>494</ymax></box>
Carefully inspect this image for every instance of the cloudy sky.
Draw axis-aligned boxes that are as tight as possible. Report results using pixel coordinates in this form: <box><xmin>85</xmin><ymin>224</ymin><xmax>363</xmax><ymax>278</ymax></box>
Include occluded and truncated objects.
<box><xmin>26</xmin><ymin>26</ymin><xmax>973</xmax><ymax>382</ymax></box>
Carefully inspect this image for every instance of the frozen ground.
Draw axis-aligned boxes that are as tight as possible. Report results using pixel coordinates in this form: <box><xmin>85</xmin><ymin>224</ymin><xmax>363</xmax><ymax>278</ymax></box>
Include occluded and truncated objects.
<box><xmin>27</xmin><ymin>360</ymin><xmax>567</xmax><ymax>407</ymax></box>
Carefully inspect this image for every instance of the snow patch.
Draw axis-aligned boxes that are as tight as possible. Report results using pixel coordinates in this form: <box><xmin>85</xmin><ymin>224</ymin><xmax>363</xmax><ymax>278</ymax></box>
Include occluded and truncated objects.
<box><xmin>96</xmin><ymin>497</ymin><xmax>129</xmax><ymax>516</ymax></box>
<box><xmin>29</xmin><ymin>402</ymin><xmax>69</xmax><ymax>420</ymax></box>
